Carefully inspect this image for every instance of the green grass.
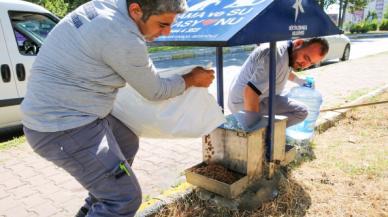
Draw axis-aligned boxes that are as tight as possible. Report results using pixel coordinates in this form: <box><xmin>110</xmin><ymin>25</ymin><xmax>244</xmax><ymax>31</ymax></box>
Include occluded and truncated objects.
<box><xmin>0</xmin><ymin>136</ymin><xmax>26</xmax><ymax>151</ymax></box>
<box><xmin>346</xmin><ymin>88</ymin><xmax>372</xmax><ymax>101</ymax></box>
<box><xmin>242</xmin><ymin>46</ymin><xmax>255</xmax><ymax>52</ymax></box>
<box><xmin>328</xmin><ymin>141</ymin><xmax>342</xmax><ymax>148</ymax></box>
<box><xmin>143</xmin><ymin>194</ymin><xmax>151</xmax><ymax>202</ymax></box>
<box><xmin>335</xmin><ymin>157</ymin><xmax>387</xmax><ymax>177</ymax></box>
<box><xmin>288</xmin><ymin>141</ymin><xmax>317</xmax><ymax>169</ymax></box>
<box><xmin>344</xmin><ymin>30</ymin><xmax>388</xmax><ymax>35</ymax></box>
<box><xmin>368</xmin><ymin>92</ymin><xmax>385</xmax><ymax>102</ymax></box>
<box><xmin>171</xmin><ymin>53</ymin><xmax>195</xmax><ymax>60</ymax></box>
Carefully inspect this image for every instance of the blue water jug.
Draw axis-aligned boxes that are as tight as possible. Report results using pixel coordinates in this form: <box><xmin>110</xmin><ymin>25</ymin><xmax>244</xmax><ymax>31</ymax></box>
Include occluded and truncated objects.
<box><xmin>286</xmin><ymin>77</ymin><xmax>323</xmax><ymax>140</ymax></box>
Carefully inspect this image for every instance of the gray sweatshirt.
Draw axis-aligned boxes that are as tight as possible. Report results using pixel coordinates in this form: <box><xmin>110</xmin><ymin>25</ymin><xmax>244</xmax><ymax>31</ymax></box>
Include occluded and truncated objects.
<box><xmin>21</xmin><ymin>0</ymin><xmax>185</xmax><ymax>132</ymax></box>
<box><xmin>228</xmin><ymin>42</ymin><xmax>292</xmax><ymax>113</ymax></box>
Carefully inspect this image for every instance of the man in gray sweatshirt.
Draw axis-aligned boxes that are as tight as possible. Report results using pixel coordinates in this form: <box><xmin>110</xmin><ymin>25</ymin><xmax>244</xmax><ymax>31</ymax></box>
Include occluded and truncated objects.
<box><xmin>21</xmin><ymin>0</ymin><xmax>214</xmax><ymax>216</ymax></box>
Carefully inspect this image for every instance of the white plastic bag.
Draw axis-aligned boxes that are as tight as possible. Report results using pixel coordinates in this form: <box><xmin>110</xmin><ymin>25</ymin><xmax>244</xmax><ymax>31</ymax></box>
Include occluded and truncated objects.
<box><xmin>111</xmin><ymin>65</ymin><xmax>225</xmax><ymax>138</ymax></box>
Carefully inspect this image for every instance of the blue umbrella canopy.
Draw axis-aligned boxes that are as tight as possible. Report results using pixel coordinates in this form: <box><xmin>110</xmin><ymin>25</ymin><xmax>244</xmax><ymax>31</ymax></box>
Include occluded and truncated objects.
<box><xmin>154</xmin><ymin>0</ymin><xmax>341</xmax><ymax>46</ymax></box>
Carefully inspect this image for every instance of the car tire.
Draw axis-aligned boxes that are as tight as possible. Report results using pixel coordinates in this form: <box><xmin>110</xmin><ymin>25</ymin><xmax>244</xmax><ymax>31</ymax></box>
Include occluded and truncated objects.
<box><xmin>341</xmin><ymin>44</ymin><xmax>350</xmax><ymax>61</ymax></box>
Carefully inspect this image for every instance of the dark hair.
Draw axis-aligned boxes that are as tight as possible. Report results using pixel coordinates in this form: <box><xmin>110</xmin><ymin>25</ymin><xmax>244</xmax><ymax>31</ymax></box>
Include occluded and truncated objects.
<box><xmin>127</xmin><ymin>0</ymin><xmax>187</xmax><ymax>21</ymax></box>
<box><xmin>302</xmin><ymin>38</ymin><xmax>329</xmax><ymax>56</ymax></box>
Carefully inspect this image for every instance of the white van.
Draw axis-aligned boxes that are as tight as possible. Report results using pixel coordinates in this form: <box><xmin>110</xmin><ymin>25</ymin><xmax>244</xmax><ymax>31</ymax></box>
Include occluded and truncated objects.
<box><xmin>0</xmin><ymin>0</ymin><xmax>58</xmax><ymax>128</ymax></box>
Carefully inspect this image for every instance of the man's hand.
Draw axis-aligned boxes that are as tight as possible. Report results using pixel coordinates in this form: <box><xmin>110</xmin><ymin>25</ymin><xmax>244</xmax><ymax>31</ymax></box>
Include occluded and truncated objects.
<box><xmin>290</xmin><ymin>73</ymin><xmax>315</xmax><ymax>89</ymax></box>
<box><xmin>183</xmin><ymin>67</ymin><xmax>215</xmax><ymax>89</ymax></box>
<box><xmin>291</xmin><ymin>74</ymin><xmax>305</xmax><ymax>86</ymax></box>
<box><xmin>234</xmin><ymin>110</ymin><xmax>262</xmax><ymax>131</ymax></box>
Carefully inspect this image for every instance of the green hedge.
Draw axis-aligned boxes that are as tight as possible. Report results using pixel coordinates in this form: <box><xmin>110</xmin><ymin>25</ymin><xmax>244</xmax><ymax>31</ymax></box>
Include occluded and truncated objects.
<box><xmin>349</xmin><ymin>23</ymin><xmax>367</xmax><ymax>33</ymax></box>
<box><xmin>368</xmin><ymin>20</ymin><xmax>378</xmax><ymax>31</ymax></box>
<box><xmin>380</xmin><ymin>19</ymin><xmax>388</xmax><ymax>30</ymax></box>
<box><xmin>349</xmin><ymin>20</ymin><xmax>378</xmax><ymax>33</ymax></box>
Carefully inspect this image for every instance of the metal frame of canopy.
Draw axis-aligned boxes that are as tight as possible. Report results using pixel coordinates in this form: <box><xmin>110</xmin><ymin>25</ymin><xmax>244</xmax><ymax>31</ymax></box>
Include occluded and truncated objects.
<box><xmin>152</xmin><ymin>0</ymin><xmax>341</xmax><ymax>172</ymax></box>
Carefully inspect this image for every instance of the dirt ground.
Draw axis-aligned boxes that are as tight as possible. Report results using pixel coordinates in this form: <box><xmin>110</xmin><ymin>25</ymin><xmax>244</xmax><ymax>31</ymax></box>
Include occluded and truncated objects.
<box><xmin>150</xmin><ymin>92</ymin><xmax>388</xmax><ymax>217</ymax></box>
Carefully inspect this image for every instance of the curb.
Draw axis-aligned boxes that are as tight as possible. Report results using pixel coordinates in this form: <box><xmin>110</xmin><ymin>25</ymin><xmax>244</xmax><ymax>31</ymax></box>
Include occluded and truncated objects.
<box><xmin>135</xmin><ymin>182</ymin><xmax>194</xmax><ymax>217</ymax></box>
<box><xmin>345</xmin><ymin>32</ymin><xmax>388</xmax><ymax>39</ymax></box>
<box><xmin>135</xmin><ymin>83</ymin><xmax>388</xmax><ymax>216</ymax></box>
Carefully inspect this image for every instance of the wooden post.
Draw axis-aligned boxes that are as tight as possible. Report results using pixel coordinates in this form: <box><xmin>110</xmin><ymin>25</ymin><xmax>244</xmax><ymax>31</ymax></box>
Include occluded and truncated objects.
<box><xmin>247</xmin><ymin>128</ymin><xmax>265</xmax><ymax>183</ymax></box>
<box><xmin>272</xmin><ymin>116</ymin><xmax>288</xmax><ymax>162</ymax></box>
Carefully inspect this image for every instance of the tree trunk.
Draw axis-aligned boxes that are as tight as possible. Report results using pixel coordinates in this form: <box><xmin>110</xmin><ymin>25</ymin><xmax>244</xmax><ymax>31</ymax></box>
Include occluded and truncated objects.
<box><xmin>319</xmin><ymin>0</ymin><xmax>324</xmax><ymax>9</ymax></box>
<box><xmin>339</xmin><ymin>0</ymin><xmax>348</xmax><ymax>29</ymax></box>
<box><xmin>338</xmin><ymin>0</ymin><xmax>343</xmax><ymax>28</ymax></box>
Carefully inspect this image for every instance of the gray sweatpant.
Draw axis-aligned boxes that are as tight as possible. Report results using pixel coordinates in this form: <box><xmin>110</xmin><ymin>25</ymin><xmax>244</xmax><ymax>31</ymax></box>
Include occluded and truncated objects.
<box><xmin>23</xmin><ymin>115</ymin><xmax>142</xmax><ymax>217</ymax></box>
<box><xmin>228</xmin><ymin>95</ymin><xmax>308</xmax><ymax>127</ymax></box>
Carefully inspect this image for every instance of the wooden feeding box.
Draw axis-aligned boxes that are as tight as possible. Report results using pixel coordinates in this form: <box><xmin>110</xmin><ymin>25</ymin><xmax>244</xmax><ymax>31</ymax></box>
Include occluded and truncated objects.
<box><xmin>185</xmin><ymin>115</ymin><xmax>296</xmax><ymax>199</ymax></box>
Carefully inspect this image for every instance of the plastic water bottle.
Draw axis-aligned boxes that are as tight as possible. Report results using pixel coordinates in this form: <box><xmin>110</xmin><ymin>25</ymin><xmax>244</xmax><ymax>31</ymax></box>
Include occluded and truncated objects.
<box><xmin>286</xmin><ymin>77</ymin><xmax>323</xmax><ymax>141</ymax></box>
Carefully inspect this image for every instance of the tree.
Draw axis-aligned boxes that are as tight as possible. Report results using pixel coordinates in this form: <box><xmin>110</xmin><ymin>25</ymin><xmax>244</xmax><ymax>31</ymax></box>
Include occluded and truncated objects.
<box><xmin>67</xmin><ymin>0</ymin><xmax>89</xmax><ymax>13</ymax></box>
<box><xmin>26</xmin><ymin>0</ymin><xmax>89</xmax><ymax>17</ymax></box>
<box><xmin>365</xmin><ymin>10</ymin><xmax>378</xmax><ymax>21</ymax></box>
<box><xmin>338</xmin><ymin>0</ymin><xmax>368</xmax><ymax>29</ymax></box>
<box><xmin>26</xmin><ymin>0</ymin><xmax>68</xmax><ymax>17</ymax></box>
<box><xmin>316</xmin><ymin>0</ymin><xmax>337</xmax><ymax>9</ymax></box>
<box><xmin>43</xmin><ymin>0</ymin><xmax>68</xmax><ymax>18</ymax></box>
<box><xmin>384</xmin><ymin>5</ymin><xmax>388</xmax><ymax>19</ymax></box>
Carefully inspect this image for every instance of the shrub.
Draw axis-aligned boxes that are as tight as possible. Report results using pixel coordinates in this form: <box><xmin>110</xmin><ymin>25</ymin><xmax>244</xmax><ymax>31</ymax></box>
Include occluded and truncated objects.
<box><xmin>343</xmin><ymin>22</ymin><xmax>353</xmax><ymax>32</ymax></box>
<box><xmin>349</xmin><ymin>23</ymin><xmax>360</xmax><ymax>33</ymax></box>
<box><xmin>367</xmin><ymin>20</ymin><xmax>378</xmax><ymax>31</ymax></box>
<box><xmin>360</xmin><ymin>22</ymin><xmax>369</xmax><ymax>33</ymax></box>
<box><xmin>349</xmin><ymin>23</ymin><xmax>365</xmax><ymax>33</ymax></box>
<box><xmin>380</xmin><ymin>19</ymin><xmax>388</xmax><ymax>30</ymax></box>
<box><xmin>349</xmin><ymin>21</ymin><xmax>375</xmax><ymax>33</ymax></box>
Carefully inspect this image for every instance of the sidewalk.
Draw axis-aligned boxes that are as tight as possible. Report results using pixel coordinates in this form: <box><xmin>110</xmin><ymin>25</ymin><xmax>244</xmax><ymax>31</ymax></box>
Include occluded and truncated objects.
<box><xmin>1</xmin><ymin>52</ymin><xmax>388</xmax><ymax>217</ymax></box>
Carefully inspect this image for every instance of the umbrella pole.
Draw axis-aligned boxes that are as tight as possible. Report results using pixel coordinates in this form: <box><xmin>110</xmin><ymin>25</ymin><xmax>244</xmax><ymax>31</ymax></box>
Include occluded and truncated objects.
<box><xmin>216</xmin><ymin>47</ymin><xmax>224</xmax><ymax>111</ymax></box>
<box><xmin>267</xmin><ymin>41</ymin><xmax>277</xmax><ymax>179</ymax></box>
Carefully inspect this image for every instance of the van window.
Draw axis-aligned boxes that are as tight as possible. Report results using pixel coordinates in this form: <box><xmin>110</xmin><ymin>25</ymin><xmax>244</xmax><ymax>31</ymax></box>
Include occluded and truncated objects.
<box><xmin>8</xmin><ymin>11</ymin><xmax>57</xmax><ymax>55</ymax></box>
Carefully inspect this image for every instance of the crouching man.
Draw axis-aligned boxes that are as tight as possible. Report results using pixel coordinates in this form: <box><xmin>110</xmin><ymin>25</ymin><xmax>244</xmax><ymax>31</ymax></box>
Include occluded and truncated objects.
<box><xmin>228</xmin><ymin>38</ymin><xmax>329</xmax><ymax>127</ymax></box>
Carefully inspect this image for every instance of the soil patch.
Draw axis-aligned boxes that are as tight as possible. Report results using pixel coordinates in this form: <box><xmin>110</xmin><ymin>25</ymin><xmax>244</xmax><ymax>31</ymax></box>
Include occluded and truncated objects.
<box><xmin>191</xmin><ymin>163</ymin><xmax>243</xmax><ymax>184</ymax></box>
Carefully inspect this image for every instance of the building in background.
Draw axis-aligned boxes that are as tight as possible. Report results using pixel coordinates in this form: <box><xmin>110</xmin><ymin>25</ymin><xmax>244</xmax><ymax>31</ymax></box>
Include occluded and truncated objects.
<box><xmin>326</xmin><ymin>4</ymin><xmax>340</xmax><ymax>25</ymax></box>
<box><xmin>326</xmin><ymin>0</ymin><xmax>388</xmax><ymax>25</ymax></box>
<box><xmin>371</xmin><ymin>0</ymin><xmax>387</xmax><ymax>21</ymax></box>
<box><xmin>347</xmin><ymin>0</ymin><xmax>388</xmax><ymax>23</ymax></box>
